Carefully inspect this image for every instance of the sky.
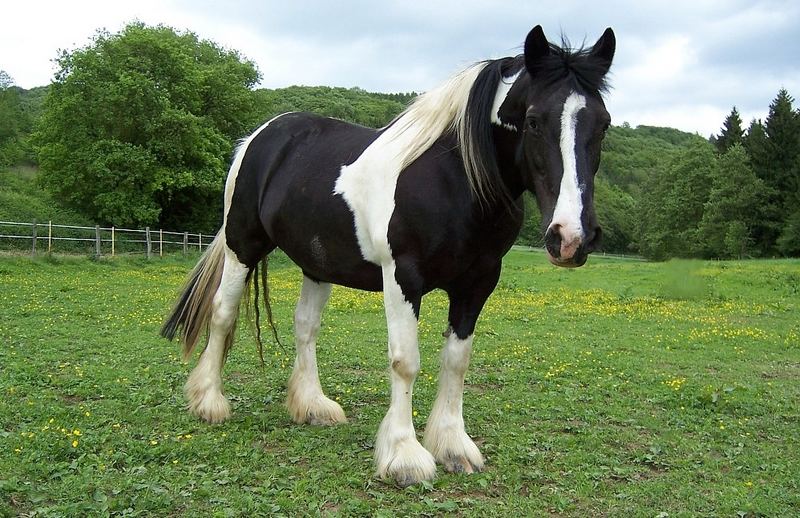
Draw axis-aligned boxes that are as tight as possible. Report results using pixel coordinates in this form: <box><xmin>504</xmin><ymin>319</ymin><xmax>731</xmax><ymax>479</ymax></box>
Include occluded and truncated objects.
<box><xmin>1</xmin><ymin>0</ymin><xmax>798</xmax><ymax>137</ymax></box>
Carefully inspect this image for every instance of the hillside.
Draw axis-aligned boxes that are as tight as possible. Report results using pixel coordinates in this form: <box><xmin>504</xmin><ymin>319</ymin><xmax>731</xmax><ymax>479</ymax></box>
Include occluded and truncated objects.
<box><xmin>251</xmin><ymin>85</ymin><xmax>415</xmax><ymax>128</ymax></box>
<box><xmin>0</xmin><ymin>167</ymin><xmax>91</xmax><ymax>224</ymax></box>
<box><xmin>600</xmin><ymin>124</ymin><xmax>705</xmax><ymax>195</ymax></box>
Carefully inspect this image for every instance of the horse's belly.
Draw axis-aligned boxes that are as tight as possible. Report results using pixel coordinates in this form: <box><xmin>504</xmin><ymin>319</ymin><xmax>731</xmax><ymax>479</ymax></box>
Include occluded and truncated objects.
<box><xmin>278</xmin><ymin>232</ymin><xmax>383</xmax><ymax>291</ymax></box>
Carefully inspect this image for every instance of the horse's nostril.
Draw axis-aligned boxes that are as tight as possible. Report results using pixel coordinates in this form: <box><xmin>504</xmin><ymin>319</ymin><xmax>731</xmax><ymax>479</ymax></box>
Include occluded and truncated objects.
<box><xmin>544</xmin><ymin>226</ymin><xmax>562</xmax><ymax>258</ymax></box>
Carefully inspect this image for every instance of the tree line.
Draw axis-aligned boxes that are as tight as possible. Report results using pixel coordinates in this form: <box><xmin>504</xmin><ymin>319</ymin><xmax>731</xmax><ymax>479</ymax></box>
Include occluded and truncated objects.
<box><xmin>634</xmin><ymin>93</ymin><xmax>800</xmax><ymax>259</ymax></box>
<box><xmin>1</xmin><ymin>22</ymin><xmax>797</xmax><ymax>258</ymax></box>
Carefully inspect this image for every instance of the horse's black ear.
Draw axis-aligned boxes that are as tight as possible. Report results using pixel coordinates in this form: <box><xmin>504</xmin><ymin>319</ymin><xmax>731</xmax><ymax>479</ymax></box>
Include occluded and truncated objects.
<box><xmin>590</xmin><ymin>28</ymin><xmax>615</xmax><ymax>75</ymax></box>
<box><xmin>524</xmin><ymin>25</ymin><xmax>551</xmax><ymax>73</ymax></box>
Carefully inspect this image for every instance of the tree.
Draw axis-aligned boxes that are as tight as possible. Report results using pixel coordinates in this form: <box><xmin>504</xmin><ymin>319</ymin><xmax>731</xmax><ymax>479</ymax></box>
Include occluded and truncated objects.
<box><xmin>594</xmin><ymin>178</ymin><xmax>636</xmax><ymax>254</ymax></box>
<box><xmin>776</xmin><ymin>209</ymin><xmax>800</xmax><ymax>256</ymax></box>
<box><xmin>636</xmin><ymin>141</ymin><xmax>717</xmax><ymax>259</ymax></box>
<box><xmin>762</xmin><ymin>89</ymin><xmax>799</xmax><ymax>205</ymax></box>
<box><xmin>713</xmin><ymin>106</ymin><xmax>744</xmax><ymax>154</ymax></box>
<box><xmin>0</xmin><ymin>70</ymin><xmax>13</xmax><ymax>89</ymax></box>
<box><xmin>0</xmin><ymin>71</ymin><xmax>28</xmax><ymax>167</ymax></box>
<box><xmin>599</xmin><ymin>124</ymin><xmax>703</xmax><ymax>197</ymax></box>
<box><xmin>742</xmin><ymin>118</ymin><xmax>781</xmax><ymax>253</ymax></box>
<box><xmin>743</xmin><ymin>90</ymin><xmax>800</xmax><ymax>255</ymax></box>
<box><xmin>697</xmin><ymin>145</ymin><xmax>767</xmax><ymax>258</ymax></box>
<box><xmin>252</xmin><ymin>85</ymin><xmax>411</xmax><ymax>129</ymax></box>
<box><xmin>35</xmin><ymin>23</ymin><xmax>260</xmax><ymax>230</ymax></box>
<box><xmin>743</xmin><ymin>118</ymin><xmax>769</xmax><ymax>173</ymax></box>
<box><xmin>516</xmin><ymin>192</ymin><xmax>543</xmax><ymax>247</ymax></box>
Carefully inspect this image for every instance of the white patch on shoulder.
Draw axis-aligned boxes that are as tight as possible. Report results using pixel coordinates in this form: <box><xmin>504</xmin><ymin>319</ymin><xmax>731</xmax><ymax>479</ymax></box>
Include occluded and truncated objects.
<box><xmin>491</xmin><ymin>70</ymin><xmax>522</xmax><ymax>131</ymax></box>
<box><xmin>334</xmin><ymin>125</ymin><xmax>414</xmax><ymax>265</ymax></box>
<box><xmin>223</xmin><ymin>113</ymin><xmax>293</xmax><ymax>226</ymax></box>
<box><xmin>334</xmin><ymin>63</ymin><xmax>487</xmax><ymax>265</ymax></box>
<box><xmin>550</xmin><ymin>92</ymin><xmax>587</xmax><ymax>241</ymax></box>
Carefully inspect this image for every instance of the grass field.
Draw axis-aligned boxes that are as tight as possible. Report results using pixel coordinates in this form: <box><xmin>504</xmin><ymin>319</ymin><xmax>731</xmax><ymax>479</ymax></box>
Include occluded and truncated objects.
<box><xmin>1</xmin><ymin>250</ymin><xmax>798</xmax><ymax>516</ymax></box>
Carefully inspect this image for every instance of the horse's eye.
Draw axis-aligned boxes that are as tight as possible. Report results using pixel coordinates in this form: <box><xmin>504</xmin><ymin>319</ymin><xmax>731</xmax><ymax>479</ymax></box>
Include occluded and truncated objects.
<box><xmin>526</xmin><ymin>118</ymin><xmax>539</xmax><ymax>131</ymax></box>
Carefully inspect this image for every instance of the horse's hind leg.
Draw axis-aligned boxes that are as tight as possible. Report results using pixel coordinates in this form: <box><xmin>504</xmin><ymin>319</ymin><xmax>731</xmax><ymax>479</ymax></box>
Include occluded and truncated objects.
<box><xmin>185</xmin><ymin>247</ymin><xmax>249</xmax><ymax>423</ymax></box>
<box><xmin>286</xmin><ymin>276</ymin><xmax>346</xmax><ymax>425</ymax></box>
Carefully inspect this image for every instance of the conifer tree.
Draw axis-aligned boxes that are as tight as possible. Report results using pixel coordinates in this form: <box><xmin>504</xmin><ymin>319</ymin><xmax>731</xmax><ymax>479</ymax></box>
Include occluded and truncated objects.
<box><xmin>713</xmin><ymin>106</ymin><xmax>744</xmax><ymax>154</ymax></box>
<box><xmin>763</xmin><ymin>89</ymin><xmax>799</xmax><ymax>199</ymax></box>
<box><xmin>742</xmin><ymin>118</ymin><xmax>780</xmax><ymax>253</ymax></box>
<box><xmin>760</xmin><ymin>89</ymin><xmax>800</xmax><ymax>254</ymax></box>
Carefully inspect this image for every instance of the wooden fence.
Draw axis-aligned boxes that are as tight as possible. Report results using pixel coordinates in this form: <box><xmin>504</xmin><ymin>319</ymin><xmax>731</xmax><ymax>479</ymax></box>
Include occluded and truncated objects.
<box><xmin>0</xmin><ymin>220</ymin><xmax>211</xmax><ymax>258</ymax></box>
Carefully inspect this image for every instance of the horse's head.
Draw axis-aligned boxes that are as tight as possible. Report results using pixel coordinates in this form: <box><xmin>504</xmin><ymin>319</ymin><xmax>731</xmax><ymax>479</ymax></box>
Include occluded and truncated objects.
<box><xmin>500</xmin><ymin>26</ymin><xmax>615</xmax><ymax>267</ymax></box>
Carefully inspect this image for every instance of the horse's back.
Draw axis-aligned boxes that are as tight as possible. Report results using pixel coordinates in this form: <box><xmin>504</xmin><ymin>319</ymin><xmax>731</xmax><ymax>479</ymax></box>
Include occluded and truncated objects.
<box><xmin>227</xmin><ymin>113</ymin><xmax>384</xmax><ymax>288</ymax></box>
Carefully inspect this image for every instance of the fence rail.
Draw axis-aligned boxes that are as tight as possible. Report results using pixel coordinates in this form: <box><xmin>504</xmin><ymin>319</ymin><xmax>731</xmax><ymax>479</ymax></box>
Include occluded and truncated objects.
<box><xmin>0</xmin><ymin>219</ymin><xmax>211</xmax><ymax>258</ymax></box>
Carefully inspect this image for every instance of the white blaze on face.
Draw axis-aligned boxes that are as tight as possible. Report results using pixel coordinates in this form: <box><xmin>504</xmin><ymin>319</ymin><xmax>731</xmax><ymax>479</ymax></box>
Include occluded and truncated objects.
<box><xmin>550</xmin><ymin>91</ymin><xmax>587</xmax><ymax>258</ymax></box>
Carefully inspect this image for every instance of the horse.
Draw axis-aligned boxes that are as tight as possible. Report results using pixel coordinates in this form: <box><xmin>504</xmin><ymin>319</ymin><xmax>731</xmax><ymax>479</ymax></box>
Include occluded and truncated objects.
<box><xmin>161</xmin><ymin>25</ymin><xmax>615</xmax><ymax>487</ymax></box>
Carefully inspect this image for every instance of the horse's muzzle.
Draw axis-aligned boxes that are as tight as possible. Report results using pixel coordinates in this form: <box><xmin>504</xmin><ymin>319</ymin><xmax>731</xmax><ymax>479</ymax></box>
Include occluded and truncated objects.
<box><xmin>544</xmin><ymin>225</ymin><xmax>601</xmax><ymax>268</ymax></box>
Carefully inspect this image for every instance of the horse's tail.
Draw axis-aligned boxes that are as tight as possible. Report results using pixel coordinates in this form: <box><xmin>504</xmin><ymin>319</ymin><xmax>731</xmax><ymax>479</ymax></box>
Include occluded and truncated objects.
<box><xmin>247</xmin><ymin>255</ymin><xmax>283</xmax><ymax>364</ymax></box>
<box><xmin>161</xmin><ymin>232</ymin><xmax>226</xmax><ymax>360</ymax></box>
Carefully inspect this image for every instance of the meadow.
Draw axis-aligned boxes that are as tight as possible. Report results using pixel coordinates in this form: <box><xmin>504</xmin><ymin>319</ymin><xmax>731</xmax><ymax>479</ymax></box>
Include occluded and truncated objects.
<box><xmin>1</xmin><ymin>250</ymin><xmax>798</xmax><ymax>516</ymax></box>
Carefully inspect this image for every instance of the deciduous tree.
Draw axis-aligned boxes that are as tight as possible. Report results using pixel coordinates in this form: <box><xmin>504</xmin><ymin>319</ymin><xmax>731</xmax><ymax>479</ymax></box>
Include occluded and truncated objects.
<box><xmin>0</xmin><ymin>71</ymin><xmax>26</xmax><ymax>166</ymax></box>
<box><xmin>698</xmin><ymin>145</ymin><xmax>767</xmax><ymax>258</ymax></box>
<box><xmin>636</xmin><ymin>141</ymin><xmax>717</xmax><ymax>259</ymax></box>
<box><xmin>35</xmin><ymin>23</ymin><xmax>260</xmax><ymax>230</ymax></box>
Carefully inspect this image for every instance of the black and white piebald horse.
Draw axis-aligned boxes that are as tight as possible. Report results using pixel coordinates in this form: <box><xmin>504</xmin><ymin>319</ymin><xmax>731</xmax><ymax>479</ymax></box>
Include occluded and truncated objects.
<box><xmin>162</xmin><ymin>25</ymin><xmax>615</xmax><ymax>486</ymax></box>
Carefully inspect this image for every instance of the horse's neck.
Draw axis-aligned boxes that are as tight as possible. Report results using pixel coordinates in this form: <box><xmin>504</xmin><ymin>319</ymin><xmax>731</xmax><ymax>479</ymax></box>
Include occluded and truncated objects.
<box><xmin>491</xmin><ymin>129</ymin><xmax>526</xmax><ymax>200</ymax></box>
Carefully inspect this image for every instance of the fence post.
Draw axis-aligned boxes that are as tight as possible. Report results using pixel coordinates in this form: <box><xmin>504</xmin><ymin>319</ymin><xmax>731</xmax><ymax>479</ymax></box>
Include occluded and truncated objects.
<box><xmin>111</xmin><ymin>227</ymin><xmax>115</xmax><ymax>257</ymax></box>
<box><xmin>31</xmin><ymin>219</ymin><xmax>37</xmax><ymax>257</ymax></box>
<box><xmin>183</xmin><ymin>232</ymin><xmax>188</xmax><ymax>256</ymax></box>
<box><xmin>95</xmin><ymin>225</ymin><xmax>101</xmax><ymax>259</ymax></box>
<box><xmin>198</xmin><ymin>233</ymin><xmax>202</xmax><ymax>252</ymax></box>
<box><xmin>159</xmin><ymin>229</ymin><xmax>163</xmax><ymax>258</ymax></box>
<box><xmin>48</xmin><ymin>220</ymin><xmax>52</xmax><ymax>254</ymax></box>
<box><xmin>146</xmin><ymin>227</ymin><xmax>152</xmax><ymax>259</ymax></box>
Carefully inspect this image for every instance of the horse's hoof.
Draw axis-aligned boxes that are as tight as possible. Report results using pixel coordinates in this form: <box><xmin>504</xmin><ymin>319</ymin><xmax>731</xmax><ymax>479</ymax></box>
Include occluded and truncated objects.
<box><xmin>187</xmin><ymin>392</ymin><xmax>231</xmax><ymax>423</ymax></box>
<box><xmin>423</xmin><ymin>428</ymin><xmax>485</xmax><ymax>474</ymax></box>
<box><xmin>287</xmin><ymin>392</ymin><xmax>347</xmax><ymax>426</ymax></box>
<box><xmin>185</xmin><ymin>378</ymin><xmax>231</xmax><ymax>423</ymax></box>
<box><xmin>441</xmin><ymin>454</ymin><xmax>484</xmax><ymax>474</ymax></box>
<box><xmin>375</xmin><ymin>438</ymin><xmax>437</xmax><ymax>487</ymax></box>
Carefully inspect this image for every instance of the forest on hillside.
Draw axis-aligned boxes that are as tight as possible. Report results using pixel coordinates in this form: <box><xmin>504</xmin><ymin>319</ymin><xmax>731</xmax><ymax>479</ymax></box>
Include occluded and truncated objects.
<box><xmin>1</xmin><ymin>23</ymin><xmax>798</xmax><ymax>259</ymax></box>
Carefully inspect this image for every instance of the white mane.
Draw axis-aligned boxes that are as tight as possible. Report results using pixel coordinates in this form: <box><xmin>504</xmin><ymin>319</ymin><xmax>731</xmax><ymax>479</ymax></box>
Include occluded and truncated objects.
<box><xmin>387</xmin><ymin>62</ymin><xmax>494</xmax><ymax>203</ymax></box>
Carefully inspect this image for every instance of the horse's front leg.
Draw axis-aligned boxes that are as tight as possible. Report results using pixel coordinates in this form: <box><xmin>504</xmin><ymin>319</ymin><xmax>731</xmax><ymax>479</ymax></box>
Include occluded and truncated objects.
<box><xmin>374</xmin><ymin>261</ymin><xmax>436</xmax><ymax>487</ymax></box>
<box><xmin>423</xmin><ymin>264</ymin><xmax>501</xmax><ymax>473</ymax></box>
<box><xmin>423</xmin><ymin>330</ymin><xmax>484</xmax><ymax>473</ymax></box>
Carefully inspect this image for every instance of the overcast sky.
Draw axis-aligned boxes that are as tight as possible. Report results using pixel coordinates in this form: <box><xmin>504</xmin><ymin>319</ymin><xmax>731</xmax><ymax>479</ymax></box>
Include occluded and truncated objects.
<box><xmin>2</xmin><ymin>0</ymin><xmax>798</xmax><ymax>136</ymax></box>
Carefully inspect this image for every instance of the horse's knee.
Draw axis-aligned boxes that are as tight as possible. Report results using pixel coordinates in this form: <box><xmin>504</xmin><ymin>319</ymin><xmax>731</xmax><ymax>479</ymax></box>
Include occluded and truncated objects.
<box><xmin>391</xmin><ymin>351</ymin><xmax>420</xmax><ymax>380</ymax></box>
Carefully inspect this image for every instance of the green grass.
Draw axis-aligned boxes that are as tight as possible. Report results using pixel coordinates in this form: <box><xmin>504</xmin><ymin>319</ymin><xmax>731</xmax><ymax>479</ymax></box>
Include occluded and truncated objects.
<box><xmin>1</xmin><ymin>251</ymin><xmax>798</xmax><ymax>516</ymax></box>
